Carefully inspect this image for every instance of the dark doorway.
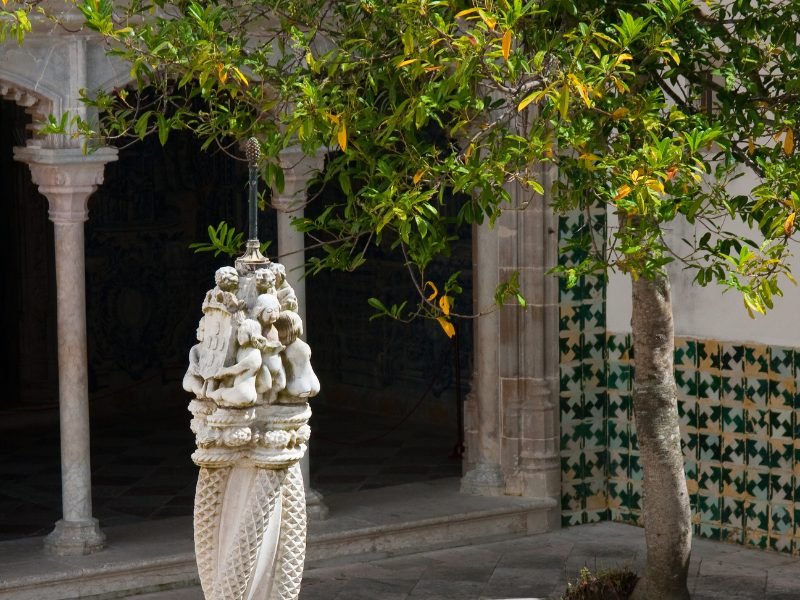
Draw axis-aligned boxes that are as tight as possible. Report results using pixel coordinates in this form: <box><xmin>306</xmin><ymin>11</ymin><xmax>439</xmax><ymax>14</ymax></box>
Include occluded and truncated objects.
<box><xmin>0</xmin><ymin>100</ymin><xmax>59</xmax><ymax>411</ymax></box>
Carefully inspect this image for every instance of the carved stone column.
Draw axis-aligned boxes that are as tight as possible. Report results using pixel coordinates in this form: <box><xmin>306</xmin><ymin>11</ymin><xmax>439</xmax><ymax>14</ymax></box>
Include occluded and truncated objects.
<box><xmin>461</xmin><ymin>219</ymin><xmax>505</xmax><ymax>495</ymax></box>
<box><xmin>496</xmin><ymin>169</ymin><xmax>560</xmax><ymax>504</ymax></box>
<box><xmin>14</xmin><ymin>145</ymin><xmax>118</xmax><ymax>555</ymax></box>
<box><xmin>462</xmin><ymin>169</ymin><xmax>560</xmax><ymax>511</ymax></box>
<box><xmin>273</xmin><ymin>148</ymin><xmax>328</xmax><ymax>520</ymax></box>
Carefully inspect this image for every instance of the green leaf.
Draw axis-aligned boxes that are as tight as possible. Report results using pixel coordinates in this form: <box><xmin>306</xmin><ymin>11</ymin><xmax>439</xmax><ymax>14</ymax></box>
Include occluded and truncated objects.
<box><xmin>157</xmin><ymin>113</ymin><xmax>169</xmax><ymax>146</ymax></box>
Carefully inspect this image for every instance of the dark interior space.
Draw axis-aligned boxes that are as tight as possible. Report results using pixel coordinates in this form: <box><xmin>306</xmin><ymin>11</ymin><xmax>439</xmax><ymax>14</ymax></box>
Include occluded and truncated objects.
<box><xmin>0</xmin><ymin>100</ymin><xmax>59</xmax><ymax>410</ymax></box>
<box><xmin>0</xmin><ymin>123</ymin><xmax>468</xmax><ymax>540</ymax></box>
<box><xmin>305</xmin><ymin>157</ymin><xmax>474</xmax><ymax>431</ymax></box>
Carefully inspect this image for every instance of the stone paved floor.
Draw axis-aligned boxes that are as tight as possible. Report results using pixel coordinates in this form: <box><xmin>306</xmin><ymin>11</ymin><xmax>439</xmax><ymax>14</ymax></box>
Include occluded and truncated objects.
<box><xmin>0</xmin><ymin>402</ymin><xmax>460</xmax><ymax>540</ymax></box>
<box><xmin>125</xmin><ymin>522</ymin><xmax>800</xmax><ymax>600</ymax></box>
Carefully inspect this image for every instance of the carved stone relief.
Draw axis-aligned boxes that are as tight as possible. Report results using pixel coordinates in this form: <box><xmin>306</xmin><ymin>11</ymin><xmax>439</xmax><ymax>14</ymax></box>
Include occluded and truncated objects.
<box><xmin>185</xmin><ymin>263</ymin><xmax>319</xmax><ymax>600</ymax></box>
<box><xmin>0</xmin><ymin>80</ymin><xmax>49</xmax><ymax>127</ymax></box>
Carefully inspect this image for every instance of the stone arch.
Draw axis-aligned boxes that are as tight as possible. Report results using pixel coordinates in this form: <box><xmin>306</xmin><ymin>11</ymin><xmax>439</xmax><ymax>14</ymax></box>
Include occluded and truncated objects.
<box><xmin>0</xmin><ymin>71</ymin><xmax>58</xmax><ymax>145</ymax></box>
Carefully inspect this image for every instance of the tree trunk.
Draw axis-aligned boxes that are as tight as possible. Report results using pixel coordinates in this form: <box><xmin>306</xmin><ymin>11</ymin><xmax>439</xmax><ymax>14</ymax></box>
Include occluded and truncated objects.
<box><xmin>629</xmin><ymin>271</ymin><xmax>692</xmax><ymax>600</ymax></box>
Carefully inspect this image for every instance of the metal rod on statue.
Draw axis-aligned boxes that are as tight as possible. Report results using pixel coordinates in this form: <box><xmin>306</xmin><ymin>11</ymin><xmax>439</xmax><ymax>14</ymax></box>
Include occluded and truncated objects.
<box><xmin>236</xmin><ymin>138</ymin><xmax>269</xmax><ymax>273</ymax></box>
<box><xmin>246</xmin><ymin>137</ymin><xmax>260</xmax><ymax>242</ymax></box>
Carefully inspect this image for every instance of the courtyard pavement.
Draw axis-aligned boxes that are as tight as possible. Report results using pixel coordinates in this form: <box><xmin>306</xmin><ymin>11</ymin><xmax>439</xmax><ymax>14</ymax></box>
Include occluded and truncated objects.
<box><xmin>125</xmin><ymin>521</ymin><xmax>800</xmax><ymax>600</ymax></box>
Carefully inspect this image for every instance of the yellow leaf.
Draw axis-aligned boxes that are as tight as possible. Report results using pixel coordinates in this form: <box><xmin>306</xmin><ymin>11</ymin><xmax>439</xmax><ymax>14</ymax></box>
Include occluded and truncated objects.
<box><xmin>397</xmin><ymin>58</ymin><xmax>419</xmax><ymax>68</ymax></box>
<box><xmin>424</xmin><ymin>281</ymin><xmax>438</xmax><ymax>301</ymax></box>
<box><xmin>1</xmin><ymin>0</ymin><xmax>7</xmax><ymax>6</ymax></box>
<box><xmin>327</xmin><ymin>113</ymin><xmax>340</xmax><ymax>125</ymax></box>
<box><xmin>646</xmin><ymin>179</ymin><xmax>665</xmax><ymax>194</ymax></box>
<box><xmin>517</xmin><ymin>89</ymin><xmax>544</xmax><ymax>112</ymax></box>
<box><xmin>501</xmin><ymin>30</ymin><xmax>512</xmax><ymax>61</ymax></box>
<box><xmin>232</xmin><ymin>67</ymin><xmax>248</xmax><ymax>86</ymax></box>
<box><xmin>784</xmin><ymin>128</ymin><xmax>794</xmax><ymax>155</ymax></box>
<box><xmin>615</xmin><ymin>53</ymin><xmax>633</xmax><ymax>66</ymax></box>
<box><xmin>413</xmin><ymin>169</ymin><xmax>424</xmax><ymax>184</ymax></box>
<box><xmin>436</xmin><ymin>316</ymin><xmax>456</xmax><ymax>338</ymax></box>
<box><xmin>568</xmin><ymin>74</ymin><xmax>591</xmax><ymax>107</ymax></box>
<box><xmin>465</xmin><ymin>143</ymin><xmax>474</xmax><ymax>159</ymax></box>
<box><xmin>611</xmin><ymin>107</ymin><xmax>629</xmax><ymax>120</ymax></box>
<box><xmin>747</xmin><ymin>136</ymin><xmax>755</xmax><ymax>156</ymax></box>
<box><xmin>785</xmin><ymin>212</ymin><xmax>797</xmax><ymax>236</ymax></box>
<box><xmin>439</xmin><ymin>295</ymin><xmax>451</xmax><ymax>316</ymax></box>
<box><xmin>631</xmin><ymin>169</ymin><xmax>640</xmax><ymax>182</ymax></box>
<box><xmin>614</xmin><ymin>185</ymin><xmax>632</xmax><ymax>200</ymax></box>
<box><xmin>338</xmin><ymin>122</ymin><xmax>347</xmax><ymax>151</ymax></box>
<box><xmin>593</xmin><ymin>31</ymin><xmax>619</xmax><ymax>46</ymax></box>
<box><xmin>744</xmin><ymin>294</ymin><xmax>765</xmax><ymax>315</ymax></box>
<box><xmin>578</xmin><ymin>153</ymin><xmax>600</xmax><ymax>162</ymax></box>
<box><xmin>479</xmin><ymin>10</ymin><xmax>496</xmax><ymax>30</ymax></box>
<box><xmin>454</xmin><ymin>7</ymin><xmax>480</xmax><ymax>18</ymax></box>
<box><xmin>216</xmin><ymin>64</ymin><xmax>228</xmax><ymax>84</ymax></box>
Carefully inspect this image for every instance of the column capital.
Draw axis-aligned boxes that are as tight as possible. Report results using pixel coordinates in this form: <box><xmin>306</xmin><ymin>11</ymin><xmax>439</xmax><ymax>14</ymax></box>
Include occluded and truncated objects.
<box><xmin>274</xmin><ymin>146</ymin><xmax>325</xmax><ymax>210</ymax></box>
<box><xmin>13</xmin><ymin>146</ymin><xmax>118</xmax><ymax>223</ymax></box>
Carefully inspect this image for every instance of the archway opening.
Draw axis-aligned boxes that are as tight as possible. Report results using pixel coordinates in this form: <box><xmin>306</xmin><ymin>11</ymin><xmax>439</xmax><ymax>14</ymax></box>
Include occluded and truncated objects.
<box><xmin>304</xmin><ymin>159</ymin><xmax>473</xmax><ymax>495</ymax></box>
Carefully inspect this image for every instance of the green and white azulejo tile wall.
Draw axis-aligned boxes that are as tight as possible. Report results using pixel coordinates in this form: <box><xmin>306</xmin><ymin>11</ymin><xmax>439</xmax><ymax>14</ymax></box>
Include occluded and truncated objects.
<box><xmin>558</xmin><ymin>214</ymin><xmax>800</xmax><ymax>554</ymax></box>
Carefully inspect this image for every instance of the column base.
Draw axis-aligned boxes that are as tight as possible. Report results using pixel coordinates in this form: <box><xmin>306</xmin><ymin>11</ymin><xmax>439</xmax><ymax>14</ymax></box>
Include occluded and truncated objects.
<box><xmin>460</xmin><ymin>463</ymin><xmax>505</xmax><ymax>496</ymax></box>
<box><xmin>44</xmin><ymin>518</ymin><xmax>105</xmax><ymax>556</ymax></box>
<box><xmin>306</xmin><ymin>487</ymin><xmax>329</xmax><ymax>521</ymax></box>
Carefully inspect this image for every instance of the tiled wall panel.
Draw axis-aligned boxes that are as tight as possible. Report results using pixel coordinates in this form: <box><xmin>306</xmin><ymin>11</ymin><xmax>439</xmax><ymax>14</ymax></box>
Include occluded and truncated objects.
<box><xmin>561</xmin><ymin>325</ymin><xmax>800</xmax><ymax>554</ymax></box>
<box><xmin>607</xmin><ymin>336</ymin><xmax>799</xmax><ymax>552</ymax></box>
<box><xmin>558</xmin><ymin>210</ymin><xmax>608</xmax><ymax>526</ymax></box>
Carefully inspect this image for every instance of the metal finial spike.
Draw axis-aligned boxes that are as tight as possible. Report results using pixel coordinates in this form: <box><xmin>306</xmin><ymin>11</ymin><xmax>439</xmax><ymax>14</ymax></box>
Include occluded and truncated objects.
<box><xmin>246</xmin><ymin>137</ymin><xmax>261</xmax><ymax>166</ymax></box>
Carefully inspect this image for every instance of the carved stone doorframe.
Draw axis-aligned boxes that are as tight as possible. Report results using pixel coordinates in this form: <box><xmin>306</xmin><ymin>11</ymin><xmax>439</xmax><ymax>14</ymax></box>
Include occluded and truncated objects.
<box><xmin>14</xmin><ymin>145</ymin><xmax>118</xmax><ymax>555</ymax></box>
<box><xmin>461</xmin><ymin>169</ymin><xmax>561</xmax><ymax>513</ymax></box>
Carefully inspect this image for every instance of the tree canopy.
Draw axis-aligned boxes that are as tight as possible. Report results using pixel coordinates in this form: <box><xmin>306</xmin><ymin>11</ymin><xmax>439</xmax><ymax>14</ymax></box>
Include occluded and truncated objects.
<box><xmin>63</xmin><ymin>0</ymin><xmax>797</xmax><ymax>329</ymax></box>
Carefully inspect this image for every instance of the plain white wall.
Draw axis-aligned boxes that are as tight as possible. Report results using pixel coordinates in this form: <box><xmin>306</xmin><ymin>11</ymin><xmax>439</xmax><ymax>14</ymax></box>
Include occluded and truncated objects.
<box><xmin>606</xmin><ymin>171</ymin><xmax>800</xmax><ymax>347</ymax></box>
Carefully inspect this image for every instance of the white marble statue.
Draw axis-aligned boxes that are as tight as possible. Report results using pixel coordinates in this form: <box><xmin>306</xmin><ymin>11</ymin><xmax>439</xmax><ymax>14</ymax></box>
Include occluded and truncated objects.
<box><xmin>185</xmin><ymin>262</ymin><xmax>318</xmax><ymax>600</ymax></box>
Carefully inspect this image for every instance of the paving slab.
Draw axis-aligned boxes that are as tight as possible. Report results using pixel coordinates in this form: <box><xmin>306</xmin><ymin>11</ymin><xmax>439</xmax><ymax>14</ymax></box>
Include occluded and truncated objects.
<box><xmin>298</xmin><ymin>522</ymin><xmax>800</xmax><ymax>600</ymax></box>
<box><xmin>3</xmin><ymin>494</ymin><xmax>799</xmax><ymax>600</ymax></box>
<box><xmin>115</xmin><ymin>521</ymin><xmax>800</xmax><ymax>600</ymax></box>
<box><xmin>0</xmin><ymin>478</ymin><xmax>555</xmax><ymax>600</ymax></box>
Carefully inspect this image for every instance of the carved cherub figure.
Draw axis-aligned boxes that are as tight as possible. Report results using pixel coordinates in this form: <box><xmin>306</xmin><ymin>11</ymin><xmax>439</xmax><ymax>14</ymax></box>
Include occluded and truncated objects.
<box><xmin>251</xmin><ymin>268</ymin><xmax>286</xmax><ymax>403</ymax></box>
<box><xmin>269</xmin><ymin>262</ymin><xmax>299</xmax><ymax>312</ymax></box>
<box><xmin>254</xmin><ymin>292</ymin><xmax>281</xmax><ymax>337</ymax></box>
<box><xmin>279</xmin><ymin>337</ymin><xmax>320</xmax><ymax>402</ymax></box>
<box><xmin>255</xmin><ymin>338</ymin><xmax>286</xmax><ymax>404</ymax></box>
<box><xmin>204</xmin><ymin>266</ymin><xmax>244</xmax><ymax>314</ymax></box>
<box><xmin>183</xmin><ymin>316</ymin><xmax>207</xmax><ymax>397</ymax></box>
<box><xmin>271</xmin><ymin>310</ymin><xmax>319</xmax><ymax>402</ymax></box>
<box><xmin>206</xmin><ymin>319</ymin><xmax>266</xmax><ymax>407</ymax></box>
<box><xmin>254</xmin><ymin>268</ymin><xmax>276</xmax><ymax>295</ymax></box>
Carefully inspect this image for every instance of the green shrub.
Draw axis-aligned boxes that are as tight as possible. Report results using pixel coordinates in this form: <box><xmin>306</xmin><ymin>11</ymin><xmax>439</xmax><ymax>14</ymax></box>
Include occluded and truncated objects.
<box><xmin>561</xmin><ymin>566</ymin><xmax>639</xmax><ymax>600</ymax></box>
